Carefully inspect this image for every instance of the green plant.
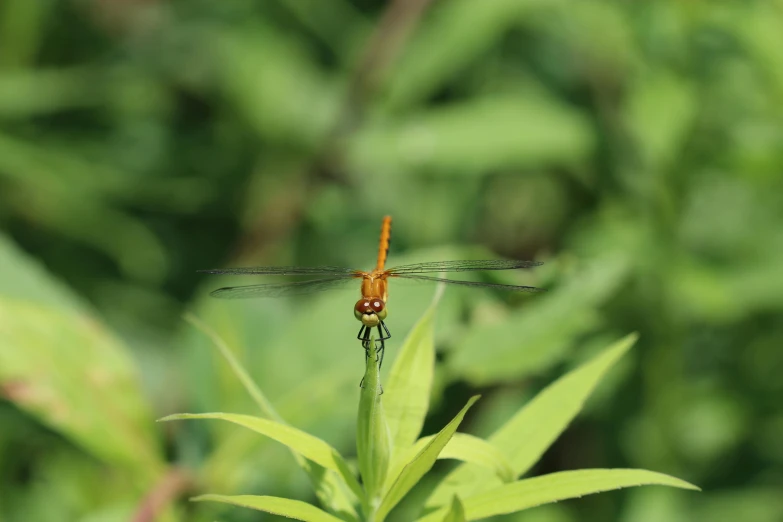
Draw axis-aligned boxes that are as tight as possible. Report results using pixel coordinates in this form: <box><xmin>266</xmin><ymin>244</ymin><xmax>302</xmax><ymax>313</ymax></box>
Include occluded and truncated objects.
<box><xmin>161</xmin><ymin>293</ymin><xmax>697</xmax><ymax>521</ymax></box>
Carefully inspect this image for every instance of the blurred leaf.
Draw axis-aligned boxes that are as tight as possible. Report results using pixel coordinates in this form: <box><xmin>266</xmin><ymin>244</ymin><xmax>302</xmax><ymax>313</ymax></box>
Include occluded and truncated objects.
<box><xmin>349</xmin><ymin>95</ymin><xmax>593</xmax><ymax>176</ymax></box>
<box><xmin>0</xmin><ymin>0</ymin><xmax>49</xmax><ymax>67</ymax></box>
<box><xmin>192</xmin><ymin>493</ymin><xmax>345</xmax><ymax>522</ymax></box>
<box><xmin>377</xmin><ymin>395</ymin><xmax>480</xmax><ymax>522</ymax></box>
<box><xmin>0</xmin><ymin>134</ymin><xmax>168</xmax><ymax>283</ymax></box>
<box><xmin>738</xmin><ymin>3</ymin><xmax>783</xmax><ymax>97</ymax></box>
<box><xmin>384</xmin><ymin>285</ymin><xmax>442</xmax><ymax>456</ymax></box>
<box><xmin>624</xmin><ymin>73</ymin><xmax>696</xmax><ymax>170</ymax></box>
<box><xmin>0</xmin><ymin>233</ymin><xmax>89</xmax><ymax>310</ymax></box>
<box><xmin>184</xmin><ymin>313</ymin><xmax>280</xmax><ymax>419</ymax></box>
<box><xmin>621</xmin><ymin>487</ymin><xmax>692</xmax><ymax>522</ymax></box>
<box><xmin>215</xmin><ymin>25</ymin><xmax>340</xmax><ymax>147</ymax></box>
<box><xmin>441</xmin><ymin>495</ymin><xmax>466</xmax><ymax>522</ymax></box>
<box><xmin>0</xmin><ymin>235</ymin><xmax>162</xmax><ymax>478</ymax></box>
<box><xmin>418</xmin><ymin>469</ymin><xmax>698</xmax><ymax>521</ymax></box>
<box><xmin>357</xmin><ymin>338</ymin><xmax>390</xmax><ymax>504</ymax></box>
<box><xmin>0</xmin><ymin>68</ymin><xmax>101</xmax><ymax>118</ymax></box>
<box><xmin>383</xmin><ymin>0</ymin><xmax>551</xmax><ymax>109</ymax></box>
<box><xmin>160</xmin><ymin>412</ymin><xmax>362</xmax><ymax>500</ymax></box>
<box><xmin>276</xmin><ymin>0</ymin><xmax>369</xmax><ymax>60</ymax></box>
<box><xmin>695</xmin><ymin>487</ymin><xmax>783</xmax><ymax>522</ymax></box>
<box><xmin>448</xmin><ymin>254</ymin><xmax>630</xmax><ymax>384</ymax></box>
<box><xmin>186</xmin><ymin>314</ymin><xmax>360</xmax><ymax>520</ymax></box>
<box><xmin>426</xmin><ymin>333</ymin><xmax>637</xmax><ymax>509</ymax></box>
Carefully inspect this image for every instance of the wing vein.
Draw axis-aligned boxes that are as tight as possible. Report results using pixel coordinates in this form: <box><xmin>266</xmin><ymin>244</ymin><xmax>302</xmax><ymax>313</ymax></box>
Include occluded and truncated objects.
<box><xmin>209</xmin><ymin>276</ymin><xmax>357</xmax><ymax>299</ymax></box>
<box><xmin>198</xmin><ymin>266</ymin><xmax>358</xmax><ymax>276</ymax></box>
<box><xmin>386</xmin><ymin>259</ymin><xmax>542</xmax><ymax>275</ymax></box>
<box><xmin>391</xmin><ymin>274</ymin><xmax>542</xmax><ymax>293</ymax></box>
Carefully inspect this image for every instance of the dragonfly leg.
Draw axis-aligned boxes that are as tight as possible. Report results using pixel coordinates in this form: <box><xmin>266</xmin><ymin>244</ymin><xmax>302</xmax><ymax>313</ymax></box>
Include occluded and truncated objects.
<box><xmin>375</xmin><ymin>322</ymin><xmax>391</xmax><ymax>371</ymax></box>
<box><xmin>379</xmin><ymin>321</ymin><xmax>391</xmax><ymax>340</ymax></box>
<box><xmin>357</xmin><ymin>325</ymin><xmax>372</xmax><ymax>350</ymax></box>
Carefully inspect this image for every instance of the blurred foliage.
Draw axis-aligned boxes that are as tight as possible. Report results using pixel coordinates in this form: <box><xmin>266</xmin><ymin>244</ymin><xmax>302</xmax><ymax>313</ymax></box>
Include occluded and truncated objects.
<box><xmin>0</xmin><ymin>0</ymin><xmax>782</xmax><ymax>521</ymax></box>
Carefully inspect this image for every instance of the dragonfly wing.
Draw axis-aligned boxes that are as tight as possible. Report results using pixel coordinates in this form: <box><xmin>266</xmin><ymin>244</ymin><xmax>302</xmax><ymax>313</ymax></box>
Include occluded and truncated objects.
<box><xmin>199</xmin><ymin>266</ymin><xmax>358</xmax><ymax>276</ymax></box>
<box><xmin>209</xmin><ymin>276</ymin><xmax>357</xmax><ymax>299</ymax></box>
<box><xmin>386</xmin><ymin>259</ymin><xmax>542</xmax><ymax>275</ymax></box>
<box><xmin>391</xmin><ymin>274</ymin><xmax>542</xmax><ymax>293</ymax></box>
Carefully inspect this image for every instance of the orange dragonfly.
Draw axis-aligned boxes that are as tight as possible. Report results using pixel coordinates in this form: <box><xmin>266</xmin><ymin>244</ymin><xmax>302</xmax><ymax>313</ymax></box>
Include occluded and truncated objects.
<box><xmin>200</xmin><ymin>216</ymin><xmax>542</xmax><ymax>367</ymax></box>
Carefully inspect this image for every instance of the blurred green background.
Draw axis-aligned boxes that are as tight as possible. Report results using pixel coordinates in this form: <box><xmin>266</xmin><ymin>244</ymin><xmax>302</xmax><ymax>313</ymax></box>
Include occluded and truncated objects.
<box><xmin>1</xmin><ymin>1</ymin><xmax>782</xmax><ymax>521</ymax></box>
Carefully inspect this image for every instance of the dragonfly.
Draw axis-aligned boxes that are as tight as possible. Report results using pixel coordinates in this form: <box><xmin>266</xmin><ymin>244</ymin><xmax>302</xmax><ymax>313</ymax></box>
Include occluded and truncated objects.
<box><xmin>199</xmin><ymin>216</ymin><xmax>542</xmax><ymax>368</ymax></box>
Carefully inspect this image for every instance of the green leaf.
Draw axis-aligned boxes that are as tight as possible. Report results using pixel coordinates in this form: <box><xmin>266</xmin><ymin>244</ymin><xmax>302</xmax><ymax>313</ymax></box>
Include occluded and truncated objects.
<box><xmin>185</xmin><ymin>314</ymin><xmax>360</xmax><ymax>520</ymax></box>
<box><xmin>184</xmin><ymin>313</ymin><xmax>280</xmax><ymax>420</ymax></box>
<box><xmin>392</xmin><ymin>433</ymin><xmax>513</xmax><ymax>485</ymax></box>
<box><xmin>384</xmin><ymin>285</ymin><xmax>442</xmax><ymax>456</ymax></box>
<box><xmin>384</xmin><ymin>0</ymin><xmax>549</xmax><ymax>109</ymax></box>
<box><xmin>377</xmin><ymin>396</ymin><xmax>480</xmax><ymax>522</ymax></box>
<box><xmin>276</xmin><ymin>0</ymin><xmax>368</xmax><ymax>60</ymax></box>
<box><xmin>0</xmin><ymin>233</ymin><xmax>89</xmax><ymax>310</ymax></box>
<box><xmin>441</xmin><ymin>495</ymin><xmax>467</xmax><ymax>522</ymax></box>
<box><xmin>0</xmin><ymin>137</ymin><xmax>167</xmax><ymax>283</ymax></box>
<box><xmin>0</xmin><ymin>235</ymin><xmax>162</xmax><ymax>480</ymax></box>
<box><xmin>624</xmin><ymin>73</ymin><xmax>696</xmax><ymax>170</ymax></box>
<box><xmin>159</xmin><ymin>413</ymin><xmax>362</xmax><ymax>501</ymax></box>
<box><xmin>348</xmin><ymin>95</ymin><xmax>593</xmax><ymax>177</ymax></box>
<box><xmin>193</xmin><ymin>494</ymin><xmax>345</xmax><ymax>522</ymax></box>
<box><xmin>419</xmin><ymin>469</ymin><xmax>698</xmax><ymax>521</ymax></box>
<box><xmin>0</xmin><ymin>68</ymin><xmax>100</xmax><ymax>119</ymax></box>
<box><xmin>215</xmin><ymin>25</ymin><xmax>339</xmax><ymax>147</ymax></box>
<box><xmin>356</xmin><ymin>339</ymin><xmax>391</xmax><ymax>505</ymax></box>
<box><xmin>425</xmin><ymin>333</ymin><xmax>638</xmax><ymax>508</ymax></box>
<box><xmin>448</xmin><ymin>255</ymin><xmax>631</xmax><ymax>384</ymax></box>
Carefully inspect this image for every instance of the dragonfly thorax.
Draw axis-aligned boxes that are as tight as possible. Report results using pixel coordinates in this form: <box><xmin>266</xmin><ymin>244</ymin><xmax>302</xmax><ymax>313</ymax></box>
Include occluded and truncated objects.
<box><xmin>361</xmin><ymin>272</ymin><xmax>388</xmax><ymax>303</ymax></box>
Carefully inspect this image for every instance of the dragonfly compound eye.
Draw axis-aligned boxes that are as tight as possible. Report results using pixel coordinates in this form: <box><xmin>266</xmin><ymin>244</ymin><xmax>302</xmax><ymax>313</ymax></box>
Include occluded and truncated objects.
<box><xmin>355</xmin><ymin>298</ymin><xmax>384</xmax><ymax>326</ymax></box>
<box><xmin>354</xmin><ymin>299</ymin><xmax>373</xmax><ymax>320</ymax></box>
<box><xmin>370</xmin><ymin>299</ymin><xmax>387</xmax><ymax>320</ymax></box>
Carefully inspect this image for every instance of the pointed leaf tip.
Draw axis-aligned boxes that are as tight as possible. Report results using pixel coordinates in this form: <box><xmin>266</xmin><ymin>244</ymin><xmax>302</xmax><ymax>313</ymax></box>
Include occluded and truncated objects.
<box><xmin>441</xmin><ymin>495</ymin><xmax>466</xmax><ymax>522</ymax></box>
<box><xmin>424</xmin><ymin>333</ymin><xmax>638</xmax><ymax>509</ymax></box>
<box><xmin>463</xmin><ymin>469</ymin><xmax>698</xmax><ymax>519</ymax></box>
<box><xmin>378</xmin><ymin>395</ymin><xmax>479</xmax><ymax>521</ymax></box>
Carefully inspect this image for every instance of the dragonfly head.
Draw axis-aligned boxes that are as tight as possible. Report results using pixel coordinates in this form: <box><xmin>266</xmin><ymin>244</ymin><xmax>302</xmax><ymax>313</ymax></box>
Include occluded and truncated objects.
<box><xmin>354</xmin><ymin>298</ymin><xmax>387</xmax><ymax>327</ymax></box>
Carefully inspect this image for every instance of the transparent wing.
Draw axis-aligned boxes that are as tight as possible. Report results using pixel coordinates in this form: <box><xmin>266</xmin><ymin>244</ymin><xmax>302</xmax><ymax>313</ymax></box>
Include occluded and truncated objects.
<box><xmin>209</xmin><ymin>276</ymin><xmax>358</xmax><ymax>299</ymax></box>
<box><xmin>198</xmin><ymin>266</ymin><xmax>358</xmax><ymax>276</ymax></box>
<box><xmin>391</xmin><ymin>274</ymin><xmax>542</xmax><ymax>293</ymax></box>
<box><xmin>386</xmin><ymin>259</ymin><xmax>542</xmax><ymax>275</ymax></box>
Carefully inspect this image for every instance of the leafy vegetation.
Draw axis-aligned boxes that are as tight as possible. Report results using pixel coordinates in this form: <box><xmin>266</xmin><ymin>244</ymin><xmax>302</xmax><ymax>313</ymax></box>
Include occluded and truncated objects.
<box><xmin>164</xmin><ymin>300</ymin><xmax>695</xmax><ymax>522</ymax></box>
<box><xmin>1</xmin><ymin>1</ymin><xmax>782</xmax><ymax>521</ymax></box>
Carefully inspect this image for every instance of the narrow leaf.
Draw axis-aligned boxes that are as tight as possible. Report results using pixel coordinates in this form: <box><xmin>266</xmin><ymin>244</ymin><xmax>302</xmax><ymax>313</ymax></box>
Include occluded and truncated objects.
<box><xmin>160</xmin><ymin>413</ymin><xmax>362</xmax><ymax>500</ymax></box>
<box><xmin>377</xmin><ymin>396</ymin><xmax>480</xmax><ymax>522</ymax></box>
<box><xmin>417</xmin><ymin>469</ymin><xmax>697</xmax><ymax>522</ymax></box>
<box><xmin>385</xmin><ymin>0</ymin><xmax>547</xmax><ymax>109</ymax></box>
<box><xmin>425</xmin><ymin>333</ymin><xmax>637</xmax><ymax>508</ymax></box>
<box><xmin>185</xmin><ymin>315</ymin><xmax>361</xmax><ymax>518</ymax></box>
<box><xmin>441</xmin><ymin>495</ymin><xmax>466</xmax><ymax>522</ymax></box>
<box><xmin>464</xmin><ymin>469</ymin><xmax>699</xmax><ymax>519</ymax></box>
<box><xmin>193</xmin><ymin>494</ymin><xmax>345</xmax><ymax>522</ymax></box>
<box><xmin>356</xmin><ymin>338</ymin><xmax>391</xmax><ymax>505</ymax></box>
<box><xmin>215</xmin><ymin>27</ymin><xmax>339</xmax><ymax>146</ymax></box>
<box><xmin>349</xmin><ymin>95</ymin><xmax>593</xmax><ymax>175</ymax></box>
<box><xmin>384</xmin><ymin>285</ymin><xmax>443</xmax><ymax>455</ymax></box>
<box><xmin>184</xmin><ymin>313</ymin><xmax>279</xmax><ymax>420</ymax></box>
<box><xmin>391</xmin><ymin>433</ymin><xmax>513</xmax><ymax>485</ymax></box>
